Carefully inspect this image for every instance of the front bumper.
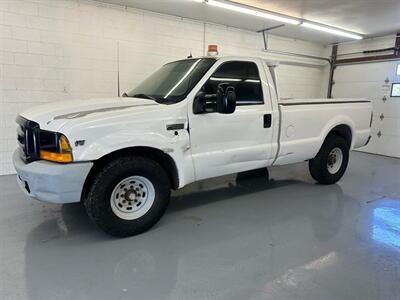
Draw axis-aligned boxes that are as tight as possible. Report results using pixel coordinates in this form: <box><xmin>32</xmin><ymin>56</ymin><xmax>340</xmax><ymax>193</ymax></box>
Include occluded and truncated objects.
<box><xmin>13</xmin><ymin>150</ymin><xmax>93</xmax><ymax>204</ymax></box>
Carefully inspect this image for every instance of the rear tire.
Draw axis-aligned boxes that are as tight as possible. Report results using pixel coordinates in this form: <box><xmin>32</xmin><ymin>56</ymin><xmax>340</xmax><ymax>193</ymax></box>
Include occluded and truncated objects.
<box><xmin>309</xmin><ymin>135</ymin><xmax>349</xmax><ymax>185</ymax></box>
<box><xmin>84</xmin><ymin>156</ymin><xmax>171</xmax><ymax>237</ymax></box>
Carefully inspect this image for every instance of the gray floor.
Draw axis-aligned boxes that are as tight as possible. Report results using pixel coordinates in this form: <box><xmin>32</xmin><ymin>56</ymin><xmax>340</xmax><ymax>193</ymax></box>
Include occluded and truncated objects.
<box><xmin>1</xmin><ymin>152</ymin><xmax>400</xmax><ymax>300</ymax></box>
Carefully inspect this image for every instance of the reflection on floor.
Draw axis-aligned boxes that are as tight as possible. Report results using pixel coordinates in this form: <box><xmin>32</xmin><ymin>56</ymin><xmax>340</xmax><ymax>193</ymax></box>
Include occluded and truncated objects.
<box><xmin>0</xmin><ymin>151</ymin><xmax>399</xmax><ymax>300</ymax></box>
<box><xmin>372</xmin><ymin>201</ymin><xmax>400</xmax><ymax>249</ymax></box>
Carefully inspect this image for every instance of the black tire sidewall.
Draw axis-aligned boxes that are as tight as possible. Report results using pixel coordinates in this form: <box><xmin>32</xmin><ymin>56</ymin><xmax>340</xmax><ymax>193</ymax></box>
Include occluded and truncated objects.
<box><xmin>85</xmin><ymin>157</ymin><xmax>170</xmax><ymax>237</ymax></box>
<box><xmin>309</xmin><ymin>136</ymin><xmax>349</xmax><ymax>184</ymax></box>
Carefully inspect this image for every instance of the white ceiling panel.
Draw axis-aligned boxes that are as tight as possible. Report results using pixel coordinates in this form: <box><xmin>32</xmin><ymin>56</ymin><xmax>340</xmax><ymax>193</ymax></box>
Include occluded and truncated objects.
<box><xmin>97</xmin><ymin>0</ymin><xmax>400</xmax><ymax>44</ymax></box>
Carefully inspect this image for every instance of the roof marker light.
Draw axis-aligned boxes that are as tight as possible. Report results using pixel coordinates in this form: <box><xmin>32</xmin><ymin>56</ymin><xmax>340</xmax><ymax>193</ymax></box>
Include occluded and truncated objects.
<box><xmin>207</xmin><ymin>44</ymin><xmax>219</xmax><ymax>56</ymax></box>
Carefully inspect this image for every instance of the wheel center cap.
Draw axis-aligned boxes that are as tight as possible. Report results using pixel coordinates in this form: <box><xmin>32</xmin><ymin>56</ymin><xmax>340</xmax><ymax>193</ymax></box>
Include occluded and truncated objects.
<box><xmin>125</xmin><ymin>190</ymin><xmax>137</xmax><ymax>201</ymax></box>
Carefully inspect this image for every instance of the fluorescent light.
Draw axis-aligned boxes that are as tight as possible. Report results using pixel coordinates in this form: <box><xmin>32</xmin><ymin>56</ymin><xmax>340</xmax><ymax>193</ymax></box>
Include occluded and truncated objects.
<box><xmin>244</xmin><ymin>79</ymin><xmax>260</xmax><ymax>83</ymax></box>
<box><xmin>301</xmin><ymin>22</ymin><xmax>363</xmax><ymax>40</ymax></box>
<box><xmin>206</xmin><ymin>0</ymin><xmax>300</xmax><ymax>25</ymax></box>
<box><xmin>210</xmin><ymin>77</ymin><xmax>242</xmax><ymax>81</ymax></box>
<box><xmin>200</xmin><ymin>0</ymin><xmax>363</xmax><ymax>40</ymax></box>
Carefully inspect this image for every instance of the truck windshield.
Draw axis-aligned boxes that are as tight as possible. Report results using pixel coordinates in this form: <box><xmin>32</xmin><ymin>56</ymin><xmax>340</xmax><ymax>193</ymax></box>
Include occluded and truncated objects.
<box><xmin>127</xmin><ymin>58</ymin><xmax>216</xmax><ymax>104</ymax></box>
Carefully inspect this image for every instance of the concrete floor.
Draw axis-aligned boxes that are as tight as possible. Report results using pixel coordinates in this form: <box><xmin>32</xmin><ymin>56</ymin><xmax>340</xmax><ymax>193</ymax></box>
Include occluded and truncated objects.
<box><xmin>0</xmin><ymin>152</ymin><xmax>400</xmax><ymax>300</ymax></box>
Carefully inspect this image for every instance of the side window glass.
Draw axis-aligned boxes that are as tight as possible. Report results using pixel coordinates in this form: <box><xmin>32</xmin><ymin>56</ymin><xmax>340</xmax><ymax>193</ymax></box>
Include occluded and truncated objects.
<box><xmin>202</xmin><ymin>61</ymin><xmax>264</xmax><ymax>106</ymax></box>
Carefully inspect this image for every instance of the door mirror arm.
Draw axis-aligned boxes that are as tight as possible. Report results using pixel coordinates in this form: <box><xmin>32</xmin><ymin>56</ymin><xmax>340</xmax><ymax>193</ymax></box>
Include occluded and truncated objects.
<box><xmin>193</xmin><ymin>91</ymin><xmax>207</xmax><ymax>114</ymax></box>
<box><xmin>216</xmin><ymin>83</ymin><xmax>237</xmax><ymax>114</ymax></box>
<box><xmin>193</xmin><ymin>83</ymin><xmax>237</xmax><ymax>114</ymax></box>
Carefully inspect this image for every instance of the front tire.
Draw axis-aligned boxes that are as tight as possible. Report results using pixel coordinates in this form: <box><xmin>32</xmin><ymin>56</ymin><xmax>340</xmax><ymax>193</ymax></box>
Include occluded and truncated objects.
<box><xmin>309</xmin><ymin>135</ymin><xmax>349</xmax><ymax>185</ymax></box>
<box><xmin>84</xmin><ymin>156</ymin><xmax>171</xmax><ymax>237</ymax></box>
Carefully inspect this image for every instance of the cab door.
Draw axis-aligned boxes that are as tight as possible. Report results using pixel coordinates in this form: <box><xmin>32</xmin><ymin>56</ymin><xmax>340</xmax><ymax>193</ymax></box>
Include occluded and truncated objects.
<box><xmin>188</xmin><ymin>58</ymin><xmax>275</xmax><ymax>180</ymax></box>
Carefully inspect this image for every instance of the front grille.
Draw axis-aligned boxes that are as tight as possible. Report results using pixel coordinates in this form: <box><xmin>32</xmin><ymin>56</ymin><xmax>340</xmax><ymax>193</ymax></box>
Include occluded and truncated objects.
<box><xmin>16</xmin><ymin>116</ymin><xmax>40</xmax><ymax>163</ymax></box>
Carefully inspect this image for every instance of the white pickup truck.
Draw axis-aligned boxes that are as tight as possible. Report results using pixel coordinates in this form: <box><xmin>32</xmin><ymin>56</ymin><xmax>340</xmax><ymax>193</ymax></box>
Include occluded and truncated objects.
<box><xmin>13</xmin><ymin>55</ymin><xmax>372</xmax><ymax>237</ymax></box>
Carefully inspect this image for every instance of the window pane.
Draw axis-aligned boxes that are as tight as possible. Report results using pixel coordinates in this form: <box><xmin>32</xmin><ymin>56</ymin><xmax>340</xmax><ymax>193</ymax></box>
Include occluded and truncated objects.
<box><xmin>203</xmin><ymin>61</ymin><xmax>264</xmax><ymax>106</ymax></box>
<box><xmin>128</xmin><ymin>58</ymin><xmax>215</xmax><ymax>104</ymax></box>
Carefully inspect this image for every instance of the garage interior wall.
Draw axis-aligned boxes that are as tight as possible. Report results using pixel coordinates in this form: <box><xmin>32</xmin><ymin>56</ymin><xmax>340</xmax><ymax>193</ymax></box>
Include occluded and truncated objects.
<box><xmin>332</xmin><ymin>34</ymin><xmax>400</xmax><ymax>158</ymax></box>
<box><xmin>0</xmin><ymin>0</ymin><xmax>329</xmax><ymax>175</ymax></box>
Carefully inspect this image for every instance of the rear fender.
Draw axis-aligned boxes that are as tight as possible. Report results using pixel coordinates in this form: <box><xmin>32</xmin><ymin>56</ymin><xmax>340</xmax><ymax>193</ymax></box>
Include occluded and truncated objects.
<box><xmin>318</xmin><ymin>116</ymin><xmax>355</xmax><ymax>152</ymax></box>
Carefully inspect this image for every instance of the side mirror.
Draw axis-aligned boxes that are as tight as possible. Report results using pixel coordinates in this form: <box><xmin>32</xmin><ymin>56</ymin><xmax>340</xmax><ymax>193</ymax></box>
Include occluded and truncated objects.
<box><xmin>216</xmin><ymin>84</ymin><xmax>236</xmax><ymax>114</ymax></box>
<box><xmin>193</xmin><ymin>90</ymin><xmax>206</xmax><ymax>114</ymax></box>
<box><xmin>193</xmin><ymin>84</ymin><xmax>237</xmax><ymax>114</ymax></box>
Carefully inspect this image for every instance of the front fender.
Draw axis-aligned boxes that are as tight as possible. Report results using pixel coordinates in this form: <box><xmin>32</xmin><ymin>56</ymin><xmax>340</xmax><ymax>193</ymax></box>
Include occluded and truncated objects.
<box><xmin>73</xmin><ymin>130</ymin><xmax>194</xmax><ymax>188</ymax></box>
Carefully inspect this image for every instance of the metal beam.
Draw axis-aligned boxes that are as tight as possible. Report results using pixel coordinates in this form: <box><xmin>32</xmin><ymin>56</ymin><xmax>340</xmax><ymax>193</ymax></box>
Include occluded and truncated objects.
<box><xmin>327</xmin><ymin>44</ymin><xmax>338</xmax><ymax>98</ymax></box>
<box><xmin>256</xmin><ymin>24</ymin><xmax>285</xmax><ymax>33</ymax></box>
<box><xmin>336</xmin><ymin>32</ymin><xmax>400</xmax><ymax>65</ymax></box>
<box><xmin>336</xmin><ymin>53</ymin><xmax>399</xmax><ymax>65</ymax></box>
<box><xmin>262</xmin><ymin>49</ymin><xmax>331</xmax><ymax>63</ymax></box>
<box><xmin>259</xmin><ymin>24</ymin><xmax>286</xmax><ymax>50</ymax></box>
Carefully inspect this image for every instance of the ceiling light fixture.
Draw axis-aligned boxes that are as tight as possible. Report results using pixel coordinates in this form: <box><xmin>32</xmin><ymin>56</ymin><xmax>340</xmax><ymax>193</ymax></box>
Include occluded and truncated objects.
<box><xmin>201</xmin><ymin>0</ymin><xmax>364</xmax><ymax>40</ymax></box>
<box><xmin>301</xmin><ymin>22</ymin><xmax>363</xmax><ymax>40</ymax></box>
<box><xmin>205</xmin><ymin>0</ymin><xmax>301</xmax><ymax>25</ymax></box>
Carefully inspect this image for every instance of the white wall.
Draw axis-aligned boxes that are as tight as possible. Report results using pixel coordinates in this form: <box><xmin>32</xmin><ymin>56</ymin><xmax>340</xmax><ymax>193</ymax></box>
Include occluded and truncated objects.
<box><xmin>0</xmin><ymin>0</ymin><xmax>328</xmax><ymax>175</ymax></box>
<box><xmin>332</xmin><ymin>34</ymin><xmax>400</xmax><ymax>158</ymax></box>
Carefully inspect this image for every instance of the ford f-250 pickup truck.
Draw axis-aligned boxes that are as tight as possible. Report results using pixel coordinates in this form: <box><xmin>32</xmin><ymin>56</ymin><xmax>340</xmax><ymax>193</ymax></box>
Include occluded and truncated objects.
<box><xmin>13</xmin><ymin>55</ymin><xmax>372</xmax><ymax>237</ymax></box>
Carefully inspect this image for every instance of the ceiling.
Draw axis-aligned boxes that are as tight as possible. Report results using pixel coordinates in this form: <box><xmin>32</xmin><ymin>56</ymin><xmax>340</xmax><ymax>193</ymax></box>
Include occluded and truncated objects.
<box><xmin>98</xmin><ymin>0</ymin><xmax>400</xmax><ymax>44</ymax></box>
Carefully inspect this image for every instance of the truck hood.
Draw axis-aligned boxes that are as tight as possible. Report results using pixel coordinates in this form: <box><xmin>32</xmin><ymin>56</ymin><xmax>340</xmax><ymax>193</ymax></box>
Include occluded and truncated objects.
<box><xmin>20</xmin><ymin>97</ymin><xmax>159</xmax><ymax>131</ymax></box>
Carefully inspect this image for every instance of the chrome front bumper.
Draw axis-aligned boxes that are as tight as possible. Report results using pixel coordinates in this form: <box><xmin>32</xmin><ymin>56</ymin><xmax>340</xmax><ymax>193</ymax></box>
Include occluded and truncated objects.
<box><xmin>12</xmin><ymin>150</ymin><xmax>93</xmax><ymax>204</ymax></box>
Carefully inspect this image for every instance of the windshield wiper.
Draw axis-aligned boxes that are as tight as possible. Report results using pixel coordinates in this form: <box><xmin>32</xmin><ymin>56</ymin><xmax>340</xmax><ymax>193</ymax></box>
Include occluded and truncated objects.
<box><xmin>131</xmin><ymin>93</ymin><xmax>159</xmax><ymax>101</ymax></box>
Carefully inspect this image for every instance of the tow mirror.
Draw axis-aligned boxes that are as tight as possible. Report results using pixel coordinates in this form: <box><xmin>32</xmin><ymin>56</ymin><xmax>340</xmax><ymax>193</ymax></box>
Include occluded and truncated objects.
<box><xmin>193</xmin><ymin>84</ymin><xmax>237</xmax><ymax>114</ymax></box>
<box><xmin>193</xmin><ymin>90</ymin><xmax>206</xmax><ymax>114</ymax></box>
<box><xmin>216</xmin><ymin>84</ymin><xmax>236</xmax><ymax>114</ymax></box>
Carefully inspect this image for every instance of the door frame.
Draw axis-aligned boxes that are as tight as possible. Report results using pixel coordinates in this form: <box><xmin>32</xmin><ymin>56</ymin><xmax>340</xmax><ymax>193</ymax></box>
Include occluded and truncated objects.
<box><xmin>185</xmin><ymin>57</ymin><xmax>277</xmax><ymax>180</ymax></box>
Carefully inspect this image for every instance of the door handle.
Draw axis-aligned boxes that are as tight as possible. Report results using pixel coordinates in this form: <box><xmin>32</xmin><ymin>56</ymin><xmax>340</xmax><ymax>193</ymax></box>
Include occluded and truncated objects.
<box><xmin>263</xmin><ymin>114</ymin><xmax>272</xmax><ymax>128</ymax></box>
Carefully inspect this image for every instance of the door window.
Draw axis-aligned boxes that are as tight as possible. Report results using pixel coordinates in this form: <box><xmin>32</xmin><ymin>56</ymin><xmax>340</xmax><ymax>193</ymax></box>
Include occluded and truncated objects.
<box><xmin>201</xmin><ymin>61</ymin><xmax>264</xmax><ymax>106</ymax></box>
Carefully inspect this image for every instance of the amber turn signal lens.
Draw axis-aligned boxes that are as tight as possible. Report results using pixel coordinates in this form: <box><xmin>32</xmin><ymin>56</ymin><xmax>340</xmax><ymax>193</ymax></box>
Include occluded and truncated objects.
<box><xmin>59</xmin><ymin>135</ymin><xmax>72</xmax><ymax>152</ymax></box>
<box><xmin>40</xmin><ymin>151</ymin><xmax>73</xmax><ymax>163</ymax></box>
<box><xmin>40</xmin><ymin>134</ymin><xmax>73</xmax><ymax>163</ymax></box>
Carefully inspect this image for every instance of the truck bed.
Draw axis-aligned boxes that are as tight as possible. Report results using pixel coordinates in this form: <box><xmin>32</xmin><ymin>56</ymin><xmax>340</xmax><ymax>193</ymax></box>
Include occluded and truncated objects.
<box><xmin>274</xmin><ymin>98</ymin><xmax>372</xmax><ymax>166</ymax></box>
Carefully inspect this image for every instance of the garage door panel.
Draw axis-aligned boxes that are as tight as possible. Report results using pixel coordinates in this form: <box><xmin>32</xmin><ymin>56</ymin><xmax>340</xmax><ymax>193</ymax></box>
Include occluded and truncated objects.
<box><xmin>372</xmin><ymin>117</ymin><xmax>400</xmax><ymax>137</ymax></box>
<box><xmin>333</xmin><ymin>61</ymin><xmax>398</xmax><ymax>83</ymax></box>
<box><xmin>333</xmin><ymin>81</ymin><xmax>386</xmax><ymax>99</ymax></box>
<box><xmin>333</xmin><ymin>60</ymin><xmax>400</xmax><ymax>158</ymax></box>
<box><xmin>371</xmin><ymin>101</ymin><xmax>400</xmax><ymax>119</ymax></box>
<box><xmin>357</xmin><ymin>134</ymin><xmax>400</xmax><ymax>157</ymax></box>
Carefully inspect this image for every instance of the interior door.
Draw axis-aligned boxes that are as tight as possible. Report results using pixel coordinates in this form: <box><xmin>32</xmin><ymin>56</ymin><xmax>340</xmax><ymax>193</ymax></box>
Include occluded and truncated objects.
<box><xmin>188</xmin><ymin>59</ymin><xmax>275</xmax><ymax>180</ymax></box>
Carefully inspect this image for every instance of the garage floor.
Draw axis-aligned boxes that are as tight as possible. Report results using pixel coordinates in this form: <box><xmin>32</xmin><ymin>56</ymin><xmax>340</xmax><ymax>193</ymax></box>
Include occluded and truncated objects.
<box><xmin>1</xmin><ymin>152</ymin><xmax>399</xmax><ymax>300</ymax></box>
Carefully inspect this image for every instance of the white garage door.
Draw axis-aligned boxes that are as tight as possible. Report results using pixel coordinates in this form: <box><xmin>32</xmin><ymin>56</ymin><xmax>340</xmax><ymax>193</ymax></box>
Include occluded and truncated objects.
<box><xmin>332</xmin><ymin>60</ymin><xmax>400</xmax><ymax>158</ymax></box>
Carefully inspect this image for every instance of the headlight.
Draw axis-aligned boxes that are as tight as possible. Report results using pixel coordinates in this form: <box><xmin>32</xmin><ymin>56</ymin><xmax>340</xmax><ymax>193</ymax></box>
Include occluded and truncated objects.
<box><xmin>39</xmin><ymin>131</ymin><xmax>73</xmax><ymax>163</ymax></box>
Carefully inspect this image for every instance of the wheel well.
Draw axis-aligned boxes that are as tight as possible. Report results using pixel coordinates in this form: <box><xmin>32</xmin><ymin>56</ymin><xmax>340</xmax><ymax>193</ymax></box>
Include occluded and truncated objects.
<box><xmin>81</xmin><ymin>147</ymin><xmax>179</xmax><ymax>202</ymax></box>
<box><xmin>327</xmin><ymin>124</ymin><xmax>352</xmax><ymax>147</ymax></box>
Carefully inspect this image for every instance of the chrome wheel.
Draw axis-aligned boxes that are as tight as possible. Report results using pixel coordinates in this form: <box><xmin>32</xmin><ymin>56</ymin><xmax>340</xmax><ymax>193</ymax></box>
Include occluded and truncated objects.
<box><xmin>110</xmin><ymin>176</ymin><xmax>155</xmax><ymax>220</ymax></box>
<box><xmin>327</xmin><ymin>147</ymin><xmax>343</xmax><ymax>174</ymax></box>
